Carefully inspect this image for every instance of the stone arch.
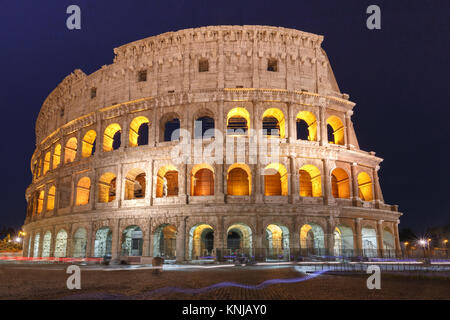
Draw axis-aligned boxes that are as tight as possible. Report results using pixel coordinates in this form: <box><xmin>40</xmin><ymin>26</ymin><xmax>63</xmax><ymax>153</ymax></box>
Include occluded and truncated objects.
<box><xmin>262</xmin><ymin>107</ymin><xmax>286</xmax><ymax>138</ymax></box>
<box><xmin>188</xmin><ymin>223</ymin><xmax>215</xmax><ymax>260</ymax></box>
<box><xmin>300</xmin><ymin>223</ymin><xmax>325</xmax><ymax>255</ymax></box>
<box><xmin>81</xmin><ymin>130</ymin><xmax>97</xmax><ymax>157</ymax></box>
<box><xmin>264</xmin><ymin>163</ymin><xmax>288</xmax><ymax>196</ymax></box>
<box><xmin>94</xmin><ymin>226</ymin><xmax>112</xmax><ymax>257</ymax></box>
<box><xmin>299</xmin><ymin>164</ymin><xmax>322</xmax><ymax>197</ymax></box>
<box><xmin>98</xmin><ymin>172</ymin><xmax>116</xmax><ymax>203</ymax></box>
<box><xmin>53</xmin><ymin>143</ymin><xmax>61</xmax><ymax>169</ymax></box>
<box><xmin>33</xmin><ymin>233</ymin><xmax>40</xmax><ymax>257</ymax></box>
<box><xmin>227</xmin><ymin>107</ymin><xmax>250</xmax><ymax>135</ymax></box>
<box><xmin>54</xmin><ymin>229</ymin><xmax>68</xmax><ymax>258</ymax></box>
<box><xmin>76</xmin><ymin>177</ymin><xmax>91</xmax><ymax>206</ymax></box>
<box><xmin>383</xmin><ymin>227</ymin><xmax>395</xmax><ymax>256</ymax></box>
<box><xmin>103</xmin><ymin>123</ymin><xmax>121</xmax><ymax>152</ymax></box>
<box><xmin>42</xmin><ymin>231</ymin><xmax>52</xmax><ymax>258</ymax></box>
<box><xmin>124</xmin><ymin>168</ymin><xmax>146</xmax><ymax>200</ymax></box>
<box><xmin>64</xmin><ymin>137</ymin><xmax>77</xmax><ymax>163</ymax></box>
<box><xmin>226</xmin><ymin>223</ymin><xmax>253</xmax><ymax>256</ymax></box>
<box><xmin>362</xmin><ymin>226</ymin><xmax>377</xmax><ymax>257</ymax></box>
<box><xmin>73</xmin><ymin>228</ymin><xmax>87</xmax><ymax>258</ymax></box>
<box><xmin>333</xmin><ymin>225</ymin><xmax>354</xmax><ymax>257</ymax></box>
<box><xmin>129</xmin><ymin>116</ymin><xmax>150</xmax><ymax>147</ymax></box>
<box><xmin>43</xmin><ymin>151</ymin><xmax>51</xmax><ymax>175</ymax></box>
<box><xmin>191</xmin><ymin>164</ymin><xmax>214</xmax><ymax>196</ymax></box>
<box><xmin>265</xmin><ymin>223</ymin><xmax>290</xmax><ymax>261</ymax></box>
<box><xmin>121</xmin><ymin>225</ymin><xmax>143</xmax><ymax>256</ymax></box>
<box><xmin>227</xmin><ymin>163</ymin><xmax>251</xmax><ymax>196</ymax></box>
<box><xmin>326</xmin><ymin>115</ymin><xmax>345</xmax><ymax>145</ymax></box>
<box><xmin>153</xmin><ymin>224</ymin><xmax>177</xmax><ymax>259</ymax></box>
<box><xmin>47</xmin><ymin>185</ymin><xmax>56</xmax><ymax>211</ymax></box>
<box><xmin>160</xmin><ymin>112</ymin><xmax>181</xmax><ymax>142</ymax></box>
<box><xmin>193</xmin><ymin>108</ymin><xmax>215</xmax><ymax>139</ymax></box>
<box><xmin>358</xmin><ymin>172</ymin><xmax>373</xmax><ymax>201</ymax></box>
<box><xmin>296</xmin><ymin>111</ymin><xmax>317</xmax><ymax>141</ymax></box>
<box><xmin>156</xmin><ymin>165</ymin><xmax>178</xmax><ymax>198</ymax></box>
<box><xmin>331</xmin><ymin>168</ymin><xmax>350</xmax><ymax>199</ymax></box>
<box><xmin>36</xmin><ymin>190</ymin><xmax>45</xmax><ymax>215</ymax></box>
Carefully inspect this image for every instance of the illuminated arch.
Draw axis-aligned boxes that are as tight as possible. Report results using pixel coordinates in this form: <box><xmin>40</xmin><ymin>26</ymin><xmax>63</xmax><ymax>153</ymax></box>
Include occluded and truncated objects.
<box><xmin>227</xmin><ymin>163</ymin><xmax>251</xmax><ymax>196</ymax></box>
<box><xmin>129</xmin><ymin>116</ymin><xmax>150</xmax><ymax>147</ymax></box>
<box><xmin>265</xmin><ymin>224</ymin><xmax>290</xmax><ymax>260</ymax></box>
<box><xmin>331</xmin><ymin>168</ymin><xmax>350</xmax><ymax>199</ymax></box>
<box><xmin>226</xmin><ymin>107</ymin><xmax>250</xmax><ymax>135</ymax></box>
<box><xmin>73</xmin><ymin>228</ymin><xmax>87</xmax><ymax>258</ymax></box>
<box><xmin>357</xmin><ymin>172</ymin><xmax>373</xmax><ymax>201</ymax></box>
<box><xmin>262</xmin><ymin>108</ymin><xmax>285</xmax><ymax>138</ymax></box>
<box><xmin>326</xmin><ymin>115</ymin><xmax>345</xmax><ymax>145</ymax></box>
<box><xmin>121</xmin><ymin>225</ymin><xmax>143</xmax><ymax>256</ymax></box>
<box><xmin>42</xmin><ymin>231</ymin><xmax>51</xmax><ymax>258</ymax></box>
<box><xmin>362</xmin><ymin>226</ymin><xmax>377</xmax><ymax>257</ymax></box>
<box><xmin>64</xmin><ymin>137</ymin><xmax>77</xmax><ymax>163</ymax></box>
<box><xmin>383</xmin><ymin>227</ymin><xmax>395</xmax><ymax>256</ymax></box>
<box><xmin>124</xmin><ymin>168</ymin><xmax>146</xmax><ymax>200</ymax></box>
<box><xmin>103</xmin><ymin>123</ymin><xmax>121</xmax><ymax>152</ymax></box>
<box><xmin>191</xmin><ymin>164</ymin><xmax>214</xmax><ymax>196</ymax></box>
<box><xmin>264</xmin><ymin>163</ymin><xmax>288</xmax><ymax>196</ymax></box>
<box><xmin>94</xmin><ymin>227</ymin><xmax>112</xmax><ymax>257</ymax></box>
<box><xmin>37</xmin><ymin>190</ymin><xmax>45</xmax><ymax>214</ymax></box>
<box><xmin>47</xmin><ymin>185</ymin><xmax>56</xmax><ymax>211</ymax></box>
<box><xmin>153</xmin><ymin>224</ymin><xmax>177</xmax><ymax>258</ymax></box>
<box><xmin>54</xmin><ymin>229</ymin><xmax>68</xmax><ymax>258</ymax></box>
<box><xmin>188</xmin><ymin>224</ymin><xmax>214</xmax><ymax>260</ymax></box>
<box><xmin>226</xmin><ymin>223</ymin><xmax>253</xmax><ymax>255</ymax></box>
<box><xmin>300</xmin><ymin>223</ymin><xmax>325</xmax><ymax>255</ymax></box>
<box><xmin>296</xmin><ymin>111</ymin><xmax>317</xmax><ymax>141</ymax></box>
<box><xmin>53</xmin><ymin>144</ymin><xmax>61</xmax><ymax>169</ymax></box>
<box><xmin>299</xmin><ymin>164</ymin><xmax>322</xmax><ymax>197</ymax></box>
<box><xmin>156</xmin><ymin>165</ymin><xmax>178</xmax><ymax>198</ymax></box>
<box><xmin>81</xmin><ymin>130</ymin><xmax>96</xmax><ymax>157</ymax></box>
<box><xmin>333</xmin><ymin>225</ymin><xmax>354</xmax><ymax>256</ymax></box>
<box><xmin>98</xmin><ymin>172</ymin><xmax>116</xmax><ymax>203</ymax></box>
<box><xmin>76</xmin><ymin>177</ymin><xmax>91</xmax><ymax>206</ymax></box>
<box><xmin>33</xmin><ymin>233</ymin><xmax>40</xmax><ymax>257</ymax></box>
<box><xmin>43</xmin><ymin>151</ymin><xmax>50</xmax><ymax>175</ymax></box>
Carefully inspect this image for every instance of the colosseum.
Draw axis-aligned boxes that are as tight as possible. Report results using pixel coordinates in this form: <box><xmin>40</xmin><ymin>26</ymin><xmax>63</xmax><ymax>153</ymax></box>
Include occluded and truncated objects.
<box><xmin>22</xmin><ymin>25</ymin><xmax>402</xmax><ymax>263</ymax></box>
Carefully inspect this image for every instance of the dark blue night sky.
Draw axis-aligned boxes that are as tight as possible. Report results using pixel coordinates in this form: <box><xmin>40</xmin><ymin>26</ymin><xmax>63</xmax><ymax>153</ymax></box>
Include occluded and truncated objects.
<box><xmin>0</xmin><ymin>0</ymin><xmax>449</xmax><ymax>231</ymax></box>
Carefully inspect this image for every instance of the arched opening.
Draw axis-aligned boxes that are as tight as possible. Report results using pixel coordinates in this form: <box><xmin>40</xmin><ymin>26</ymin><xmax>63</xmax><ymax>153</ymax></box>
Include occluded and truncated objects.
<box><xmin>191</xmin><ymin>164</ymin><xmax>214</xmax><ymax>196</ymax></box>
<box><xmin>188</xmin><ymin>224</ymin><xmax>214</xmax><ymax>260</ymax></box>
<box><xmin>76</xmin><ymin>177</ymin><xmax>91</xmax><ymax>206</ymax></box>
<box><xmin>73</xmin><ymin>228</ymin><xmax>87</xmax><ymax>258</ymax></box>
<box><xmin>37</xmin><ymin>190</ymin><xmax>44</xmax><ymax>214</ymax></box>
<box><xmin>333</xmin><ymin>225</ymin><xmax>354</xmax><ymax>257</ymax></box>
<box><xmin>194</xmin><ymin>116</ymin><xmax>215</xmax><ymax>139</ymax></box>
<box><xmin>265</xmin><ymin>224</ymin><xmax>290</xmax><ymax>261</ymax></box>
<box><xmin>296</xmin><ymin>111</ymin><xmax>317</xmax><ymax>141</ymax></box>
<box><xmin>156</xmin><ymin>165</ymin><xmax>178</xmax><ymax>198</ymax></box>
<box><xmin>103</xmin><ymin>123</ymin><xmax>121</xmax><ymax>152</ymax></box>
<box><xmin>43</xmin><ymin>151</ymin><xmax>50</xmax><ymax>175</ymax></box>
<box><xmin>94</xmin><ymin>227</ymin><xmax>112</xmax><ymax>258</ymax></box>
<box><xmin>299</xmin><ymin>164</ymin><xmax>322</xmax><ymax>197</ymax></box>
<box><xmin>161</xmin><ymin>114</ymin><xmax>180</xmax><ymax>142</ymax></box>
<box><xmin>82</xmin><ymin>130</ymin><xmax>96</xmax><ymax>157</ymax></box>
<box><xmin>64</xmin><ymin>137</ymin><xmax>77</xmax><ymax>163</ymax></box>
<box><xmin>300</xmin><ymin>224</ymin><xmax>325</xmax><ymax>256</ymax></box>
<box><xmin>98</xmin><ymin>173</ymin><xmax>116</xmax><ymax>203</ymax></box>
<box><xmin>53</xmin><ymin>144</ymin><xmax>61</xmax><ymax>169</ymax></box>
<box><xmin>33</xmin><ymin>233</ymin><xmax>40</xmax><ymax>257</ymax></box>
<box><xmin>121</xmin><ymin>226</ymin><xmax>143</xmax><ymax>256</ymax></box>
<box><xmin>383</xmin><ymin>228</ymin><xmax>395</xmax><ymax>257</ymax></box>
<box><xmin>331</xmin><ymin>168</ymin><xmax>350</xmax><ymax>199</ymax></box>
<box><xmin>227</xmin><ymin>107</ymin><xmax>250</xmax><ymax>135</ymax></box>
<box><xmin>47</xmin><ymin>185</ymin><xmax>56</xmax><ymax>211</ymax></box>
<box><xmin>362</xmin><ymin>227</ymin><xmax>377</xmax><ymax>257</ymax></box>
<box><xmin>357</xmin><ymin>172</ymin><xmax>373</xmax><ymax>201</ymax></box>
<box><xmin>54</xmin><ymin>229</ymin><xmax>68</xmax><ymax>258</ymax></box>
<box><xmin>124</xmin><ymin>169</ymin><xmax>146</xmax><ymax>200</ymax></box>
<box><xmin>264</xmin><ymin>163</ymin><xmax>288</xmax><ymax>196</ymax></box>
<box><xmin>226</xmin><ymin>223</ymin><xmax>253</xmax><ymax>257</ymax></box>
<box><xmin>227</xmin><ymin>164</ymin><xmax>251</xmax><ymax>196</ymax></box>
<box><xmin>129</xmin><ymin>116</ymin><xmax>149</xmax><ymax>147</ymax></box>
<box><xmin>262</xmin><ymin>108</ymin><xmax>285</xmax><ymax>138</ymax></box>
<box><xmin>42</xmin><ymin>231</ymin><xmax>51</xmax><ymax>258</ymax></box>
<box><xmin>326</xmin><ymin>115</ymin><xmax>345</xmax><ymax>145</ymax></box>
<box><xmin>153</xmin><ymin>224</ymin><xmax>177</xmax><ymax>259</ymax></box>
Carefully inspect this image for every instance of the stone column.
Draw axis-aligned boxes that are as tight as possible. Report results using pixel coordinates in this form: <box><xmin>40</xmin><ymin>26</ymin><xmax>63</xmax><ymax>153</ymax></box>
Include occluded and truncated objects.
<box><xmin>66</xmin><ymin>224</ymin><xmax>73</xmax><ymax>257</ymax></box>
<box><xmin>111</xmin><ymin>219</ymin><xmax>121</xmax><ymax>262</ymax></box>
<box><xmin>50</xmin><ymin>225</ymin><xmax>56</xmax><ymax>258</ymax></box>
<box><xmin>319</xmin><ymin>105</ymin><xmax>327</xmax><ymax>146</ymax></box>
<box><xmin>214</xmin><ymin>216</ymin><xmax>225</xmax><ymax>261</ymax></box>
<box><xmin>288</xmin><ymin>156</ymin><xmax>297</xmax><ymax>204</ymax></box>
<box><xmin>95</xmin><ymin>115</ymin><xmax>103</xmax><ymax>156</ymax></box>
<box><xmin>376</xmin><ymin>220</ymin><xmax>384</xmax><ymax>258</ymax></box>
<box><xmin>351</xmin><ymin>162</ymin><xmax>359</xmax><ymax>205</ymax></box>
<box><xmin>322</xmin><ymin>159</ymin><xmax>333</xmax><ymax>205</ymax></box>
<box><xmin>86</xmin><ymin>223</ymin><xmax>93</xmax><ymax>257</ymax></box>
<box><xmin>116</xmin><ymin>164</ymin><xmax>124</xmax><ymax>208</ymax></box>
<box><xmin>121</xmin><ymin>115</ymin><xmax>129</xmax><ymax>150</ymax></box>
<box><xmin>143</xmin><ymin>219</ymin><xmax>151</xmax><ymax>257</ymax></box>
<box><xmin>354</xmin><ymin>218</ymin><xmax>363</xmax><ymax>257</ymax></box>
<box><xmin>291</xmin><ymin>217</ymin><xmax>300</xmax><ymax>258</ymax></box>
<box><xmin>176</xmin><ymin>218</ymin><xmax>186</xmax><ymax>262</ymax></box>
<box><xmin>345</xmin><ymin>110</ymin><xmax>353</xmax><ymax>149</ymax></box>
<box><xmin>76</xmin><ymin>130</ymin><xmax>83</xmax><ymax>160</ymax></box>
<box><xmin>394</xmin><ymin>220</ymin><xmax>402</xmax><ymax>258</ymax></box>
<box><xmin>217</xmin><ymin>34</ymin><xmax>225</xmax><ymax>89</ymax></box>
<box><xmin>255</xmin><ymin>215</ymin><xmax>264</xmax><ymax>261</ymax></box>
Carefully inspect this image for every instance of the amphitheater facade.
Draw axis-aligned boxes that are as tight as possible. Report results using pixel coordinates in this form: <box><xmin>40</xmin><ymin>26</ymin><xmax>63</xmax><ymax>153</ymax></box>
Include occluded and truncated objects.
<box><xmin>22</xmin><ymin>25</ymin><xmax>402</xmax><ymax>262</ymax></box>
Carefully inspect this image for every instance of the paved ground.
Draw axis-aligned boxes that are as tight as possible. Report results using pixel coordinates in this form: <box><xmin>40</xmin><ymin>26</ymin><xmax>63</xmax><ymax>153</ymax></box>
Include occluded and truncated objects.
<box><xmin>0</xmin><ymin>264</ymin><xmax>448</xmax><ymax>300</ymax></box>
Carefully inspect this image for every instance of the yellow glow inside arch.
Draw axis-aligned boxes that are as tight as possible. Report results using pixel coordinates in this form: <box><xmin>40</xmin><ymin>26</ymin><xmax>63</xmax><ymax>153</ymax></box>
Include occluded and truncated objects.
<box><xmin>262</xmin><ymin>108</ymin><xmax>286</xmax><ymax>138</ymax></box>
<box><xmin>129</xmin><ymin>116</ymin><xmax>149</xmax><ymax>147</ymax></box>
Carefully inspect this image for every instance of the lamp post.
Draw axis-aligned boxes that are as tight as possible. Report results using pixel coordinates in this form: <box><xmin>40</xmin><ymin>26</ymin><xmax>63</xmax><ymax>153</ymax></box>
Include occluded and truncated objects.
<box><xmin>419</xmin><ymin>239</ymin><xmax>427</xmax><ymax>262</ymax></box>
<box><xmin>404</xmin><ymin>241</ymin><xmax>409</xmax><ymax>258</ymax></box>
<box><xmin>444</xmin><ymin>239</ymin><xmax>448</xmax><ymax>258</ymax></box>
